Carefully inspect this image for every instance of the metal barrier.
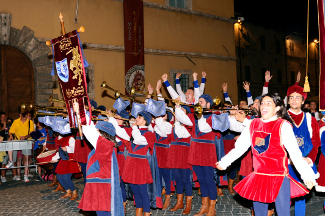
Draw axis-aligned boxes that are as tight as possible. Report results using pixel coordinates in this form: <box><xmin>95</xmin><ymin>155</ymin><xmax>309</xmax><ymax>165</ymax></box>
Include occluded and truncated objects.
<box><xmin>0</xmin><ymin>140</ymin><xmax>44</xmax><ymax>182</ymax></box>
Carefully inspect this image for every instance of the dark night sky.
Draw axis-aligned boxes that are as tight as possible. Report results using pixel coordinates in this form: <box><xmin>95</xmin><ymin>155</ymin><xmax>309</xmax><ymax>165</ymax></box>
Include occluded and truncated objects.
<box><xmin>234</xmin><ymin>0</ymin><xmax>319</xmax><ymax>39</ymax></box>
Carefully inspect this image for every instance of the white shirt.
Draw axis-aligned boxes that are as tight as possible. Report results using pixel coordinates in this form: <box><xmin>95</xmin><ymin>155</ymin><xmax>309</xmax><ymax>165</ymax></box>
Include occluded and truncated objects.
<box><xmin>175</xmin><ymin>107</ymin><xmax>212</xmax><ymax>133</ymax></box>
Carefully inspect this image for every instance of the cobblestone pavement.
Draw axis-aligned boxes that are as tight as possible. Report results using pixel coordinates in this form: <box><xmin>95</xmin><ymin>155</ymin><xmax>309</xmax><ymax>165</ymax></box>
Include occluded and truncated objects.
<box><xmin>1</xmin><ymin>174</ymin><xmax>325</xmax><ymax>216</ymax></box>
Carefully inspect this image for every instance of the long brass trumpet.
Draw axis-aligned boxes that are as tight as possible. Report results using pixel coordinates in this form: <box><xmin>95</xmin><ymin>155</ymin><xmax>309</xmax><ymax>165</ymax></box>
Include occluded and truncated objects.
<box><xmin>49</xmin><ymin>94</ymin><xmax>65</xmax><ymax>103</ymax></box>
<box><xmin>34</xmin><ymin>110</ymin><xmax>68</xmax><ymax>118</ymax></box>
<box><xmin>101</xmin><ymin>81</ymin><xmax>142</xmax><ymax>103</ymax></box>
<box><xmin>95</xmin><ymin>109</ymin><xmax>130</xmax><ymax>121</ymax></box>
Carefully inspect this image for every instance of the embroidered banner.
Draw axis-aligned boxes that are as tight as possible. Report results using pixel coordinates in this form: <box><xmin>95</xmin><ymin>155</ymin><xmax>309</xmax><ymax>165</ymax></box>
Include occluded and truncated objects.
<box><xmin>123</xmin><ymin>0</ymin><xmax>145</xmax><ymax>95</ymax></box>
<box><xmin>318</xmin><ymin>0</ymin><xmax>325</xmax><ymax>111</ymax></box>
<box><xmin>51</xmin><ymin>30</ymin><xmax>91</xmax><ymax>126</ymax></box>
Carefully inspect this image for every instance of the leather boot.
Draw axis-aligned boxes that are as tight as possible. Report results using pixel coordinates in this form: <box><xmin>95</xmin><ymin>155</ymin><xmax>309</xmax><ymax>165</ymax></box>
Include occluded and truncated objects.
<box><xmin>170</xmin><ymin>194</ymin><xmax>184</xmax><ymax>211</ymax></box>
<box><xmin>76</xmin><ymin>198</ymin><xmax>81</xmax><ymax>203</ymax></box>
<box><xmin>268</xmin><ymin>209</ymin><xmax>274</xmax><ymax>216</ymax></box>
<box><xmin>135</xmin><ymin>208</ymin><xmax>143</xmax><ymax>216</ymax></box>
<box><xmin>251</xmin><ymin>209</ymin><xmax>255</xmax><ymax>216</ymax></box>
<box><xmin>48</xmin><ymin>175</ymin><xmax>58</xmax><ymax>187</ymax></box>
<box><xmin>70</xmin><ymin>190</ymin><xmax>78</xmax><ymax>200</ymax></box>
<box><xmin>193</xmin><ymin>197</ymin><xmax>209</xmax><ymax>216</ymax></box>
<box><xmin>52</xmin><ymin>183</ymin><xmax>63</xmax><ymax>192</ymax></box>
<box><xmin>228</xmin><ymin>179</ymin><xmax>236</xmax><ymax>195</ymax></box>
<box><xmin>182</xmin><ymin>196</ymin><xmax>193</xmax><ymax>215</ymax></box>
<box><xmin>161</xmin><ymin>187</ymin><xmax>166</xmax><ymax>196</ymax></box>
<box><xmin>60</xmin><ymin>189</ymin><xmax>72</xmax><ymax>198</ymax></box>
<box><xmin>234</xmin><ymin>171</ymin><xmax>241</xmax><ymax>184</ymax></box>
<box><xmin>198</xmin><ymin>188</ymin><xmax>201</xmax><ymax>195</ymax></box>
<box><xmin>206</xmin><ymin>199</ymin><xmax>216</xmax><ymax>216</ymax></box>
<box><xmin>143</xmin><ymin>212</ymin><xmax>151</xmax><ymax>216</ymax></box>
<box><xmin>123</xmin><ymin>202</ymin><xmax>127</xmax><ymax>215</ymax></box>
<box><xmin>217</xmin><ymin>186</ymin><xmax>224</xmax><ymax>196</ymax></box>
<box><xmin>162</xmin><ymin>194</ymin><xmax>171</xmax><ymax>210</ymax></box>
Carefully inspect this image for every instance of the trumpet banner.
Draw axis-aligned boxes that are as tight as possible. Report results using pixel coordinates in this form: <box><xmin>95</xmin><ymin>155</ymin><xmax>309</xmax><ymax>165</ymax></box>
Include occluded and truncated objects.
<box><xmin>318</xmin><ymin>0</ymin><xmax>325</xmax><ymax>111</ymax></box>
<box><xmin>50</xmin><ymin>30</ymin><xmax>91</xmax><ymax>126</ymax></box>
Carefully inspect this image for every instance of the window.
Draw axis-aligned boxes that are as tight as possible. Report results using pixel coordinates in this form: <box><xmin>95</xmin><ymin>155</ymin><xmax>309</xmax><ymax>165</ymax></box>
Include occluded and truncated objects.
<box><xmin>166</xmin><ymin>0</ymin><xmax>192</xmax><ymax>9</ymax></box>
<box><xmin>260</xmin><ymin>35</ymin><xmax>266</xmax><ymax>51</ymax></box>
<box><xmin>276</xmin><ymin>39</ymin><xmax>281</xmax><ymax>54</ymax></box>
<box><xmin>291</xmin><ymin>71</ymin><xmax>296</xmax><ymax>84</ymax></box>
<box><xmin>85</xmin><ymin>63</ymin><xmax>95</xmax><ymax>99</ymax></box>
<box><xmin>277</xmin><ymin>70</ymin><xmax>282</xmax><ymax>84</ymax></box>
<box><xmin>169</xmin><ymin>69</ymin><xmax>193</xmax><ymax>94</ymax></box>
<box><xmin>245</xmin><ymin>66</ymin><xmax>251</xmax><ymax>82</ymax></box>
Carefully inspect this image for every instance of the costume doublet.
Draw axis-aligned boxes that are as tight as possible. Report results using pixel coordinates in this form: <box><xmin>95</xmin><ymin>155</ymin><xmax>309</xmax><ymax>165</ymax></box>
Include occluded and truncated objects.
<box><xmin>219</xmin><ymin>117</ymin><xmax>317</xmax><ymax>203</ymax></box>
<box><xmin>122</xmin><ymin>127</ymin><xmax>155</xmax><ymax>185</ymax></box>
<box><xmin>54</xmin><ymin>136</ymin><xmax>80</xmax><ymax>175</ymax></box>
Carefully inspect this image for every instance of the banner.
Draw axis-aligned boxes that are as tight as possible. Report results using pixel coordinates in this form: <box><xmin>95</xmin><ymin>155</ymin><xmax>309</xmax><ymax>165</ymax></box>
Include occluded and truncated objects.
<box><xmin>51</xmin><ymin>30</ymin><xmax>91</xmax><ymax>126</ymax></box>
<box><xmin>318</xmin><ymin>0</ymin><xmax>325</xmax><ymax>111</ymax></box>
<box><xmin>123</xmin><ymin>0</ymin><xmax>145</xmax><ymax>95</ymax></box>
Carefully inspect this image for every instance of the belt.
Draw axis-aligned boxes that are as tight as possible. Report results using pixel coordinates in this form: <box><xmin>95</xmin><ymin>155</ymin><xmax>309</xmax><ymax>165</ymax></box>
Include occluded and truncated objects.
<box><xmin>76</xmin><ymin>136</ymin><xmax>82</xmax><ymax>140</ymax></box>
<box><xmin>128</xmin><ymin>153</ymin><xmax>147</xmax><ymax>159</ymax></box>
<box><xmin>86</xmin><ymin>178</ymin><xmax>111</xmax><ymax>183</ymax></box>
<box><xmin>117</xmin><ymin>151</ymin><xmax>125</xmax><ymax>155</ymax></box>
<box><xmin>155</xmin><ymin>143</ymin><xmax>170</xmax><ymax>148</ymax></box>
<box><xmin>170</xmin><ymin>141</ymin><xmax>190</xmax><ymax>147</ymax></box>
<box><xmin>191</xmin><ymin>138</ymin><xmax>215</xmax><ymax>144</ymax></box>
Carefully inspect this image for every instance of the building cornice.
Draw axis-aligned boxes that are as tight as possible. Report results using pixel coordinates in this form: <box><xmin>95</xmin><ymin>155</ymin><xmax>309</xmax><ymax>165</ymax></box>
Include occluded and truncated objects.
<box><xmin>113</xmin><ymin>0</ymin><xmax>236</xmax><ymax>24</ymax></box>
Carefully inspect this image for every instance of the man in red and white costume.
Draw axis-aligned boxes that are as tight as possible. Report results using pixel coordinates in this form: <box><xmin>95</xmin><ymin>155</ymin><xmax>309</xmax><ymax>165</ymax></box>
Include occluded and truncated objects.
<box><xmin>217</xmin><ymin>93</ymin><xmax>316</xmax><ymax>216</ymax></box>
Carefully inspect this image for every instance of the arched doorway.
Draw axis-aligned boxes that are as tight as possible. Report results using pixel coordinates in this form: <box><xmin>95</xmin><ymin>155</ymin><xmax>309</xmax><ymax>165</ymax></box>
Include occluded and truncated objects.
<box><xmin>0</xmin><ymin>45</ymin><xmax>34</xmax><ymax>119</ymax></box>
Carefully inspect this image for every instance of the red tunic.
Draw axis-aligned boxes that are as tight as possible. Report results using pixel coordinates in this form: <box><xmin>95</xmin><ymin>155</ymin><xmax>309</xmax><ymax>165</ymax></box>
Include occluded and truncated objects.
<box><xmin>187</xmin><ymin>114</ymin><xmax>220</xmax><ymax>167</ymax></box>
<box><xmin>116</xmin><ymin>127</ymin><xmax>132</xmax><ymax>176</ymax></box>
<box><xmin>122</xmin><ymin>128</ymin><xmax>155</xmax><ymax>184</ymax></box>
<box><xmin>234</xmin><ymin>118</ymin><xmax>309</xmax><ymax>203</ymax></box>
<box><xmin>166</xmin><ymin>127</ymin><xmax>192</xmax><ymax>169</ymax></box>
<box><xmin>78</xmin><ymin>136</ymin><xmax>115</xmax><ymax>211</ymax></box>
<box><xmin>74</xmin><ymin>132</ymin><xmax>92</xmax><ymax>164</ymax></box>
<box><xmin>155</xmin><ymin>132</ymin><xmax>171</xmax><ymax>169</ymax></box>
<box><xmin>55</xmin><ymin>136</ymin><xmax>80</xmax><ymax>175</ymax></box>
<box><xmin>316</xmin><ymin>120</ymin><xmax>325</xmax><ymax>190</ymax></box>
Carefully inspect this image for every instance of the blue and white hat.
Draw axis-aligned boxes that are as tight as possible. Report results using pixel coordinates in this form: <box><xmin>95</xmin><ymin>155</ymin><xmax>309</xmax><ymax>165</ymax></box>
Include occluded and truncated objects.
<box><xmin>211</xmin><ymin>113</ymin><xmax>230</xmax><ymax>132</ymax></box>
<box><xmin>131</xmin><ymin>102</ymin><xmax>146</xmax><ymax>118</ymax></box>
<box><xmin>113</xmin><ymin>97</ymin><xmax>130</xmax><ymax>113</ymax></box>
<box><xmin>95</xmin><ymin>121</ymin><xmax>116</xmax><ymax>137</ymax></box>
<box><xmin>146</xmin><ymin>99</ymin><xmax>166</xmax><ymax>117</ymax></box>
<box><xmin>138</xmin><ymin>111</ymin><xmax>152</xmax><ymax>124</ymax></box>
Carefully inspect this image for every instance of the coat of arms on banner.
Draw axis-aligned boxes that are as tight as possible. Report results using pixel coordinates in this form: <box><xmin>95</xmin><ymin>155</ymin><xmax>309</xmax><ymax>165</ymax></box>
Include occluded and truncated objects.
<box><xmin>56</xmin><ymin>58</ymin><xmax>69</xmax><ymax>82</ymax></box>
<box><xmin>125</xmin><ymin>64</ymin><xmax>145</xmax><ymax>95</ymax></box>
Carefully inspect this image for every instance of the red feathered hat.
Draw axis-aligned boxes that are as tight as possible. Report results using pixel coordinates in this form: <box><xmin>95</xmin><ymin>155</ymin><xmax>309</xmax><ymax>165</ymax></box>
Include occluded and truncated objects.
<box><xmin>287</xmin><ymin>85</ymin><xmax>307</xmax><ymax>100</ymax></box>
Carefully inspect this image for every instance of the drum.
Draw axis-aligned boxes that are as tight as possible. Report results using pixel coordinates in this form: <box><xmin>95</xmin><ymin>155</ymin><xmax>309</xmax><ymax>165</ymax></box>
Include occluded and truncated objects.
<box><xmin>36</xmin><ymin>150</ymin><xmax>57</xmax><ymax>165</ymax></box>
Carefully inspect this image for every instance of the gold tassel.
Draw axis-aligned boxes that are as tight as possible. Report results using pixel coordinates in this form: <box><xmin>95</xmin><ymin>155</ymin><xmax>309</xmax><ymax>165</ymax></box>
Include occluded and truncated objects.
<box><xmin>303</xmin><ymin>75</ymin><xmax>310</xmax><ymax>92</ymax></box>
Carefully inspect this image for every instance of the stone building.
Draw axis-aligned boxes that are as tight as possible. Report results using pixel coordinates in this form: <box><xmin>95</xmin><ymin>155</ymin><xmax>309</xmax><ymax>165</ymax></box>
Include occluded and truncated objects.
<box><xmin>0</xmin><ymin>0</ymin><xmax>237</xmax><ymax>118</ymax></box>
<box><xmin>235</xmin><ymin>21</ymin><xmax>319</xmax><ymax>103</ymax></box>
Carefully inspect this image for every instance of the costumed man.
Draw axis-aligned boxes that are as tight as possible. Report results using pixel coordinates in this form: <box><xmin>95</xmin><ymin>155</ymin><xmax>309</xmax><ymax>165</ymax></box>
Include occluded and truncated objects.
<box><xmin>78</xmin><ymin>113</ymin><xmax>124</xmax><ymax>216</ymax></box>
<box><xmin>286</xmin><ymin>85</ymin><xmax>321</xmax><ymax>216</ymax></box>
<box><xmin>217</xmin><ymin>93</ymin><xmax>317</xmax><ymax>216</ymax></box>
<box><xmin>147</xmin><ymin>80</ymin><xmax>173</xmax><ymax>210</ymax></box>
<box><xmin>167</xmin><ymin>104</ymin><xmax>193</xmax><ymax>214</ymax></box>
<box><xmin>121</xmin><ymin>111</ymin><xmax>156</xmax><ymax>216</ymax></box>
<box><xmin>316</xmin><ymin>115</ymin><xmax>325</xmax><ymax>211</ymax></box>
<box><xmin>162</xmin><ymin>72</ymin><xmax>203</xmax><ymax>105</ymax></box>
<box><xmin>50</xmin><ymin>119</ymin><xmax>79</xmax><ymax>201</ymax></box>
<box><xmin>175</xmin><ymin>94</ymin><xmax>229</xmax><ymax>216</ymax></box>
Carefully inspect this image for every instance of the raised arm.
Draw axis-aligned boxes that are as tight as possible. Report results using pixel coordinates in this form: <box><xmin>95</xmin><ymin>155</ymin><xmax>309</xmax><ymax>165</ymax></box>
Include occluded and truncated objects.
<box><xmin>222</xmin><ymin>83</ymin><xmax>232</xmax><ymax>104</ymax></box>
<box><xmin>175</xmin><ymin>73</ymin><xmax>186</xmax><ymax>100</ymax></box>
<box><xmin>154</xmin><ymin>117</ymin><xmax>172</xmax><ymax>137</ymax></box>
<box><xmin>162</xmin><ymin>73</ymin><xmax>186</xmax><ymax>102</ymax></box>
<box><xmin>200</xmin><ymin>71</ymin><xmax>206</xmax><ymax>94</ymax></box>
<box><xmin>243</xmin><ymin>81</ymin><xmax>253</xmax><ymax>105</ymax></box>
<box><xmin>263</xmin><ymin>70</ymin><xmax>272</xmax><ymax>95</ymax></box>
<box><xmin>193</xmin><ymin>72</ymin><xmax>202</xmax><ymax>104</ymax></box>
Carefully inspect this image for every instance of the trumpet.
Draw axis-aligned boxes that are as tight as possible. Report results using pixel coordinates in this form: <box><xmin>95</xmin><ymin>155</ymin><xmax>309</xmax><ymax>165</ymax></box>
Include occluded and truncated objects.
<box><xmin>194</xmin><ymin>103</ymin><xmax>256</xmax><ymax>116</ymax></box>
<box><xmin>49</xmin><ymin>94</ymin><xmax>65</xmax><ymax>103</ymax></box>
<box><xmin>101</xmin><ymin>81</ymin><xmax>142</xmax><ymax>103</ymax></box>
<box><xmin>27</xmin><ymin>102</ymin><xmax>66</xmax><ymax>112</ymax></box>
<box><xmin>34</xmin><ymin>110</ymin><xmax>68</xmax><ymax>118</ymax></box>
<box><xmin>95</xmin><ymin>109</ymin><xmax>130</xmax><ymax>121</ymax></box>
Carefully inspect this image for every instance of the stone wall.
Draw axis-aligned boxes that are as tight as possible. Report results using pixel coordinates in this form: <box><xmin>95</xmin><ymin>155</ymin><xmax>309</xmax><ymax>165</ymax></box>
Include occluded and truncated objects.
<box><xmin>0</xmin><ymin>13</ymin><xmax>52</xmax><ymax>106</ymax></box>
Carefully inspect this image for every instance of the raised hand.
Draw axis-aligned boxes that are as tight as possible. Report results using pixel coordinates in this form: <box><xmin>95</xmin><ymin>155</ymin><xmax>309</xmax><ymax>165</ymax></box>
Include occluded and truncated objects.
<box><xmin>156</xmin><ymin>79</ymin><xmax>162</xmax><ymax>95</ymax></box>
<box><xmin>202</xmin><ymin>71</ymin><xmax>206</xmax><ymax>78</ymax></box>
<box><xmin>222</xmin><ymin>83</ymin><xmax>228</xmax><ymax>93</ymax></box>
<box><xmin>296</xmin><ymin>71</ymin><xmax>301</xmax><ymax>83</ymax></box>
<box><xmin>162</xmin><ymin>73</ymin><xmax>168</xmax><ymax>82</ymax></box>
<box><xmin>176</xmin><ymin>73</ymin><xmax>182</xmax><ymax>79</ymax></box>
<box><xmin>243</xmin><ymin>81</ymin><xmax>250</xmax><ymax>92</ymax></box>
<box><xmin>147</xmin><ymin>83</ymin><xmax>153</xmax><ymax>95</ymax></box>
<box><xmin>193</xmin><ymin>72</ymin><xmax>198</xmax><ymax>81</ymax></box>
<box><xmin>265</xmin><ymin>70</ymin><xmax>273</xmax><ymax>82</ymax></box>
